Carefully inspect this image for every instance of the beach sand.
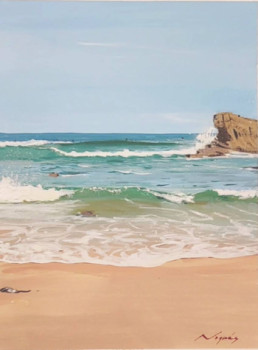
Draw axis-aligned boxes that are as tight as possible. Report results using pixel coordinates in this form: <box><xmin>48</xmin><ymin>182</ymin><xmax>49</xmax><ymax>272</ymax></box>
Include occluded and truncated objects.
<box><xmin>0</xmin><ymin>256</ymin><xmax>257</xmax><ymax>349</ymax></box>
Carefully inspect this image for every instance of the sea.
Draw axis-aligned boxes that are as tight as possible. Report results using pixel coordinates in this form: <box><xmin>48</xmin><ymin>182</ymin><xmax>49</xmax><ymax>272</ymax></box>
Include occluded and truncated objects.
<box><xmin>0</xmin><ymin>130</ymin><xmax>257</xmax><ymax>267</ymax></box>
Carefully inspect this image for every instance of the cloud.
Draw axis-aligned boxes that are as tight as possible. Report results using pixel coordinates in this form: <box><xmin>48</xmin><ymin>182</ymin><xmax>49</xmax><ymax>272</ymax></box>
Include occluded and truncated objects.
<box><xmin>141</xmin><ymin>112</ymin><xmax>212</xmax><ymax>124</ymax></box>
<box><xmin>160</xmin><ymin>113</ymin><xmax>201</xmax><ymax>123</ymax></box>
<box><xmin>77</xmin><ymin>41</ymin><xmax>194</xmax><ymax>55</ymax></box>
<box><xmin>137</xmin><ymin>112</ymin><xmax>215</xmax><ymax>132</ymax></box>
<box><xmin>77</xmin><ymin>41</ymin><xmax>124</xmax><ymax>48</ymax></box>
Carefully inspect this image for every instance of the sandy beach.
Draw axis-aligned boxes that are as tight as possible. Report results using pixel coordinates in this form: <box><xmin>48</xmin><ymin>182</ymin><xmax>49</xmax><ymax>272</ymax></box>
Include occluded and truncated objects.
<box><xmin>0</xmin><ymin>255</ymin><xmax>257</xmax><ymax>349</ymax></box>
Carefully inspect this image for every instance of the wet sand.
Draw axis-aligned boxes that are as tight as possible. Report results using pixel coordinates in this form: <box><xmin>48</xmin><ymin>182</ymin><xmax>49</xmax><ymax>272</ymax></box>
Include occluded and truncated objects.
<box><xmin>0</xmin><ymin>255</ymin><xmax>257</xmax><ymax>349</ymax></box>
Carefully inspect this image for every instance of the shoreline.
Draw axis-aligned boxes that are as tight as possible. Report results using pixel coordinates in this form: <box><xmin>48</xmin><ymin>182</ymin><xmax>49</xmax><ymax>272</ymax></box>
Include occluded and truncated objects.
<box><xmin>0</xmin><ymin>255</ymin><xmax>257</xmax><ymax>349</ymax></box>
<box><xmin>0</xmin><ymin>252</ymin><xmax>257</xmax><ymax>267</ymax></box>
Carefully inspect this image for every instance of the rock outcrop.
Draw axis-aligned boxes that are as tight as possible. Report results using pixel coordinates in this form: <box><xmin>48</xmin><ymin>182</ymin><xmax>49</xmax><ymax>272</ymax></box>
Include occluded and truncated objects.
<box><xmin>76</xmin><ymin>210</ymin><xmax>96</xmax><ymax>217</ymax></box>
<box><xmin>49</xmin><ymin>172</ymin><xmax>59</xmax><ymax>177</ymax></box>
<box><xmin>189</xmin><ymin>112</ymin><xmax>258</xmax><ymax>158</ymax></box>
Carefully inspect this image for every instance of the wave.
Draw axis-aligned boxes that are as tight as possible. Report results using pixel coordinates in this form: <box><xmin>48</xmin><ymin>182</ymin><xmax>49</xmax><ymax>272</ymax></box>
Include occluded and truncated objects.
<box><xmin>51</xmin><ymin>147</ymin><xmax>196</xmax><ymax>158</ymax></box>
<box><xmin>155</xmin><ymin>188</ymin><xmax>257</xmax><ymax>203</ymax></box>
<box><xmin>0</xmin><ymin>138</ymin><xmax>186</xmax><ymax>149</ymax></box>
<box><xmin>45</xmin><ymin>129</ymin><xmax>218</xmax><ymax>159</ymax></box>
<box><xmin>0</xmin><ymin>177</ymin><xmax>72</xmax><ymax>203</ymax></box>
<box><xmin>61</xmin><ymin>174</ymin><xmax>89</xmax><ymax>178</ymax></box>
<box><xmin>61</xmin><ymin>140</ymin><xmax>182</xmax><ymax>147</ymax></box>
<box><xmin>148</xmin><ymin>190</ymin><xmax>194</xmax><ymax>203</ymax></box>
<box><xmin>194</xmin><ymin>189</ymin><xmax>257</xmax><ymax>202</ymax></box>
<box><xmin>69</xmin><ymin>187</ymin><xmax>257</xmax><ymax>204</ymax></box>
<box><xmin>111</xmin><ymin>170</ymin><xmax>151</xmax><ymax>175</ymax></box>
<box><xmin>0</xmin><ymin>140</ymin><xmax>72</xmax><ymax>148</ymax></box>
<box><xmin>229</xmin><ymin>152</ymin><xmax>258</xmax><ymax>159</ymax></box>
<box><xmin>68</xmin><ymin>186</ymin><xmax>194</xmax><ymax>204</ymax></box>
<box><xmin>69</xmin><ymin>186</ymin><xmax>258</xmax><ymax>204</ymax></box>
<box><xmin>0</xmin><ymin>176</ymin><xmax>256</xmax><ymax>205</ymax></box>
<box><xmin>78</xmin><ymin>164</ymin><xmax>92</xmax><ymax>168</ymax></box>
<box><xmin>195</xmin><ymin>127</ymin><xmax>217</xmax><ymax>149</ymax></box>
<box><xmin>214</xmin><ymin>189</ymin><xmax>258</xmax><ymax>199</ymax></box>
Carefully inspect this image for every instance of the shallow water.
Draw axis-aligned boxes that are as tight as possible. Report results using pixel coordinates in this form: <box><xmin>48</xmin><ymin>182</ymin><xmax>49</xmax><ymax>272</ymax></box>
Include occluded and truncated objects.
<box><xmin>0</xmin><ymin>131</ymin><xmax>257</xmax><ymax>266</ymax></box>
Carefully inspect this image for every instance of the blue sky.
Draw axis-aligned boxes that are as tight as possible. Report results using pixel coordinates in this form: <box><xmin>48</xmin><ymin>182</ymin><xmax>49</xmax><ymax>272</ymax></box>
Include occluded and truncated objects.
<box><xmin>0</xmin><ymin>1</ymin><xmax>256</xmax><ymax>133</ymax></box>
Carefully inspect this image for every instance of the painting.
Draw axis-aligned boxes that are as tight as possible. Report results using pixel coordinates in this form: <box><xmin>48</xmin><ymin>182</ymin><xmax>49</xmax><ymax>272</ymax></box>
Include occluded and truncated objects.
<box><xmin>0</xmin><ymin>1</ymin><xmax>257</xmax><ymax>349</ymax></box>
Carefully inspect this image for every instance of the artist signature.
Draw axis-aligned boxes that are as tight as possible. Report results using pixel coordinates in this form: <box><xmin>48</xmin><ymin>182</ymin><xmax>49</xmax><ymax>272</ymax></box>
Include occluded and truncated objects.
<box><xmin>195</xmin><ymin>331</ymin><xmax>239</xmax><ymax>344</ymax></box>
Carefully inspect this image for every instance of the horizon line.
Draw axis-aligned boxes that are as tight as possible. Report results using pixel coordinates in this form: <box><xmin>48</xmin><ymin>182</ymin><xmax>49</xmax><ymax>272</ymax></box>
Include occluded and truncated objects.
<box><xmin>0</xmin><ymin>131</ymin><xmax>200</xmax><ymax>134</ymax></box>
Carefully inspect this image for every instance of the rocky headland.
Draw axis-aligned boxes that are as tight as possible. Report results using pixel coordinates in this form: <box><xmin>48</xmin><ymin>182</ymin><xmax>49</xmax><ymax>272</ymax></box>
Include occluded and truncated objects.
<box><xmin>188</xmin><ymin>112</ymin><xmax>258</xmax><ymax>158</ymax></box>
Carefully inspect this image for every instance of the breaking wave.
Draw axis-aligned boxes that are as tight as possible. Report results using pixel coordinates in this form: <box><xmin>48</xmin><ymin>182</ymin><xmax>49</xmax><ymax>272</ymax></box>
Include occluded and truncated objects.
<box><xmin>0</xmin><ymin>140</ymin><xmax>72</xmax><ymax>148</ymax></box>
<box><xmin>0</xmin><ymin>177</ymin><xmax>72</xmax><ymax>203</ymax></box>
<box><xmin>47</xmin><ymin>129</ymin><xmax>218</xmax><ymax>158</ymax></box>
<box><xmin>60</xmin><ymin>140</ymin><xmax>182</xmax><ymax>147</ymax></box>
<box><xmin>110</xmin><ymin>170</ymin><xmax>151</xmax><ymax>175</ymax></box>
<box><xmin>69</xmin><ymin>186</ymin><xmax>194</xmax><ymax>204</ymax></box>
<box><xmin>51</xmin><ymin>147</ymin><xmax>196</xmax><ymax>158</ymax></box>
<box><xmin>214</xmin><ymin>189</ymin><xmax>258</xmax><ymax>199</ymax></box>
<box><xmin>195</xmin><ymin>127</ymin><xmax>217</xmax><ymax>149</ymax></box>
<box><xmin>0</xmin><ymin>178</ymin><xmax>256</xmax><ymax>205</ymax></box>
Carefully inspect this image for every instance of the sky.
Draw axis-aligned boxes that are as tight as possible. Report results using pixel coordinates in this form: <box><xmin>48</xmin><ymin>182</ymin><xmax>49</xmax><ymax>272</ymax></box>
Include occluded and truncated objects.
<box><xmin>0</xmin><ymin>1</ymin><xmax>257</xmax><ymax>133</ymax></box>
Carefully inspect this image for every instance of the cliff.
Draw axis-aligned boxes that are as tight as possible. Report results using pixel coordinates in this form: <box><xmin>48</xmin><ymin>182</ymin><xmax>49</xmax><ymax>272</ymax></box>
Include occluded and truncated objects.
<box><xmin>189</xmin><ymin>112</ymin><xmax>258</xmax><ymax>158</ymax></box>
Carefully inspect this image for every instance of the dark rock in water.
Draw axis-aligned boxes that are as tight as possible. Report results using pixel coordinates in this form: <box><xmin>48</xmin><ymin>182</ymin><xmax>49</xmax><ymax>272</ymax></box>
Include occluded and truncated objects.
<box><xmin>77</xmin><ymin>210</ymin><xmax>96</xmax><ymax>217</ymax></box>
<box><xmin>242</xmin><ymin>166</ymin><xmax>258</xmax><ymax>172</ymax></box>
<box><xmin>0</xmin><ymin>287</ymin><xmax>31</xmax><ymax>293</ymax></box>
<box><xmin>49</xmin><ymin>172</ymin><xmax>59</xmax><ymax>177</ymax></box>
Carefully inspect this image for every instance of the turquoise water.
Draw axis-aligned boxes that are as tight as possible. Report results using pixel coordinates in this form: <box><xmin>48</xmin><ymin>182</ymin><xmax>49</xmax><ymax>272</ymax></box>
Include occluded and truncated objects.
<box><xmin>0</xmin><ymin>132</ymin><xmax>257</xmax><ymax>266</ymax></box>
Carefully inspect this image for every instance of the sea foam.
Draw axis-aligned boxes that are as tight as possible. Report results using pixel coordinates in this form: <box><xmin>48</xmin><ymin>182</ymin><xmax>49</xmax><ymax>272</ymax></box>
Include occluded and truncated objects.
<box><xmin>51</xmin><ymin>147</ymin><xmax>196</xmax><ymax>158</ymax></box>
<box><xmin>147</xmin><ymin>190</ymin><xmax>194</xmax><ymax>204</ymax></box>
<box><xmin>214</xmin><ymin>189</ymin><xmax>258</xmax><ymax>199</ymax></box>
<box><xmin>114</xmin><ymin>170</ymin><xmax>151</xmax><ymax>175</ymax></box>
<box><xmin>49</xmin><ymin>128</ymin><xmax>217</xmax><ymax>158</ymax></box>
<box><xmin>0</xmin><ymin>177</ymin><xmax>72</xmax><ymax>203</ymax></box>
<box><xmin>0</xmin><ymin>208</ymin><xmax>257</xmax><ymax>266</ymax></box>
<box><xmin>0</xmin><ymin>140</ymin><xmax>71</xmax><ymax>148</ymax></box>
<box><xmin>195</xmin><ymin>127</ymin><xmax>217</xmax><ymax>149</ymax></box>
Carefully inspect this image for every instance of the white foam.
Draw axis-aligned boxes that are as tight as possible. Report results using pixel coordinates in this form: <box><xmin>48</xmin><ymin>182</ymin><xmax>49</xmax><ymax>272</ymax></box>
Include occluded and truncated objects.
<box><xmin>215</xmin><ymin>189</ymin><xmax>258</xmax><ymax>199</ymax></box>
<box><xmin>228</xmin><ymin>152</ymin><xmax>258</xmax><ymax>159</ymax></box>
<box><xmin>51</xmin><ymin>147</ymin><xmax>196</xmax><ymax>158</ymax></box>
<box><xmin>62</xmin><ymin>174</ymin><xmax>89</xmax><ymax>178</ymax></box>
<box><xmin>50</xmin><ymin>129</ymin><xmax>218</xmax><ymax>159</ymax></box>
<box><xmin>194</xmin><ymin>127</ymin><xmax>217</xmax><ymax>150</ymax></box>
<box><xmin>185</xmin><ymin>127</ymin><xmax>218</xmax><ymax>159</ymax></box>
<box><xmin>115</xmin><ymin>170</ymin><xmax>133</xmax><ymax>174</ymax></box>
<box><xmin>148</xmin><ymin>190</ymin><xmax>194</xmax><ymax>204</ymax></box>
<box><xmin>90</xmin><ymin>186</ymin><xmax>122</xmax><ymax>194</ymax></box>
<box><xmin>0</xmin><ymin>140</ymin><xmax>72</xmax><ymax>148</ymax></box>
<box><xmin>0</xmin><ymin>177</ymin><xmax>72</xmax><ymax>203</ymax></box>
<box><xmin>116</xmin><ymin>170</ymin><xmax>151</xmax><ymax>175</ymax></box>
<box><xmin>0</xmin><ymin>209</ymin><xmax>257</xmax><ymax>267</ymax></box>
<box><xmin>75</xmin><ymin>186</ymin><xmax>194</xmax><ymax>203</ymax></box>
<box><xmin>78</xmin><ymin>164</ymin><xmax>92</xmax><ymax>168</ymax></box>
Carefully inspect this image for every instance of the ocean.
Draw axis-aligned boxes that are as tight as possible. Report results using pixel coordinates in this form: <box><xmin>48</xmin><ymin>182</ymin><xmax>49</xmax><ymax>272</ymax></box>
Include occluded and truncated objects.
<box><xmin>0</xmin><ymin>131</ymin><xmax>257</xmax><ymax>267</ymax></box>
